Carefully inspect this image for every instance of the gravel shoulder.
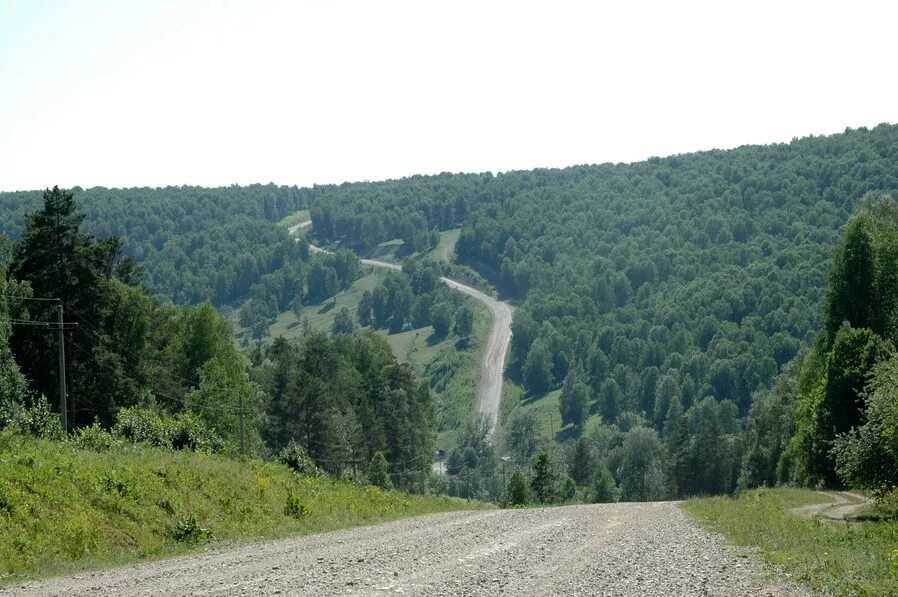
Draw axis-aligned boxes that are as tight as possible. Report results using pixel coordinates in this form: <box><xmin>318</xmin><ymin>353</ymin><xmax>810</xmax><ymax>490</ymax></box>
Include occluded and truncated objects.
<box><xmin>7</xmin><ymin>502</ymin><xmax>808</xmax><ymax>596</ymax></box>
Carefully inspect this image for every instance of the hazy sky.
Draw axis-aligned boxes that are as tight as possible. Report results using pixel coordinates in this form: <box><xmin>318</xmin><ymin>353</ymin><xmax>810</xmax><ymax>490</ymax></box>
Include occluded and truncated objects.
<box><xmin>1</xmin><ymin>0</ymin><xmax>896</xmax><ymax>192</ymax></box>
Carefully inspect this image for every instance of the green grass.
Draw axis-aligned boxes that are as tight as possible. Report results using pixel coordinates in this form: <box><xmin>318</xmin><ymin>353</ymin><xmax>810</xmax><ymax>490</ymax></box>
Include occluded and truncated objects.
<box><xmin>255</xmin><ymin>272</ymin><xmax>470</xmax><ymax>375</ymax></box>
<box><xmin>384</xmin><ymin>326</ymin><xmax>454</xmax><ymax>368</ymax></box>
<box><xmin>428</xmin><ymin>228</ymin><xmax>460</xmax><ymax>263</ymax></box>
<box><xmin>277</xmin><ymin>209</ymin><xmax>310</xmax><ymax>227</ymax></box>
<box><xmin>501</xmin><ymin>389</ymin><xmax>564</xmax><ymax>441</ymax></box>
<box><xmin>247</xmin><ymin>274</ymin><xmax>382</xmax><ymax>343</ymax></box>
<box><xmin>364</xmin><ymin>229</ymin><xmax>460</xmax><ymax>266</ymax></box>
<box><xmin>0</xmin><ymin>430</ymin><xmax>483</xmax><ymax>584</ymax></box>
<box><xmin>682</xmin><ymin>487</ymin><xmax>898</xmax><ymax>596</ymax></box>
<box><xmin>430</xmin><ymin>306</ymin><xmax>490</xmax><ymax>451</ymax></box>
<box><xmin>367</xmin><ymin>238</ymin><xmax>406</xmax><ymax>264</ymax></box>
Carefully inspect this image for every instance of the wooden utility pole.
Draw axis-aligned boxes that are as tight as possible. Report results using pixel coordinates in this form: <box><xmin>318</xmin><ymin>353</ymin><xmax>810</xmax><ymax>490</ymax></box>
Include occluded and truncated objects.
<box><xmin>238</xmin><ymin>392</ymin><xmax>246</xmax><ymax>456</ymax></box>
<box><xmin>57</xmin><ymin>303</ymin><xmax>67</xmax><ymax>434</ymax></box>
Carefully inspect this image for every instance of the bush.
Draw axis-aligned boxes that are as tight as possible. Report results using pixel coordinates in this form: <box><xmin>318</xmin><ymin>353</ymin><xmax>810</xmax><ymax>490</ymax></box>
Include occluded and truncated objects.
<box><xmin>73</xmin><ymin>421</ymin><xmax>121</xmax><ymax>452</ymax></box>
<box><xmin>592</xmin><ymin>462</ymin><xmax>620</xmax><ymax>503</ymax></box>
<box><xmin>112</xmin><ymin>407</ymin><xmax>223</xmax><ymax>453</ymax></box>
<box><xmin>284</xmin><ymin>493</ymin><xmax>310</xmax><ymax>518</ymax></box>
<box><xmin>169</xmin><ymin>412</ymin><xmax>224</xmax><ymax>453</ymax></box>
<box><xmin>368</xmin><ymin>451</ymin><xmax>393</xmax><ymax>490</ymax></box>
<box><xmin>278</xmin><ymin>440</ymin><xmax>321</xmax><ymax>477</ymax></box>
<box><xmin>503</xmin><ymin>470</ymin><xmax>530</xmax><ymax>507</ymax></box>
<box><xmin>113</xmin><ymin>407</ymin><xmax>170</xmax><ymax>447</ymax></box>
<box><xmin>0</xmin><ymin>485</ymin><xmax>13</xmax><ymax>516</ymax></box>
<box><xmin>171</xmin><ymin>516</ymin><xmax>212</xmax><ymax>544</ymax></box>
<box><xmin>833</xmin><ymin>356</ymin><xmax>898</xmax><ymax>492</ymax></box>
<box><xmin>2</xmin><ymin>396</ymin><xmax>63</xmax><ymax>440</ymax></box>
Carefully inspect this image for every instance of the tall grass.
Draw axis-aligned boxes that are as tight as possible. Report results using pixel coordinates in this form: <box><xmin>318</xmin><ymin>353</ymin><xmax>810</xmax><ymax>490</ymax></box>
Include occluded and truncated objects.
<box><xmin>0</xmin><ymin>430</ymin><xmax>481</xmax><ymax>583</ymax></box>
<box><xmin>683</xmin><ymin>488</ymin><xmax>898</xmax><ymax>596</ymax></box>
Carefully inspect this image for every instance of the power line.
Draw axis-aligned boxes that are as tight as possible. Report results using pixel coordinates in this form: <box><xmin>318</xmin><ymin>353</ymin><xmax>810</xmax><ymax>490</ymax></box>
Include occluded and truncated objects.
<box><xmin>0</xmin><ymin>295</ymin><xmax>60</xmax><ymax>302</ymax></box>
<box><xmin>2</xmin><ymin>319</ymin><xmax>77</xmax><ymax>329</ymax></box>
<box><xmin>5</xmin><ymin>319</ymin><xmax>50</xmax><ymax>327</ymax></box>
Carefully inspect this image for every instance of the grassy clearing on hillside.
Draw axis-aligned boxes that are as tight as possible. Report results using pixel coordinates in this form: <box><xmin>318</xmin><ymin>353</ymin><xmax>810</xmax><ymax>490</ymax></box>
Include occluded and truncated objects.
<box><xmin>430</xmin><ymin>306</ymin><xmax>490</xmax><ymax>450</ymax></box>
<box><xmin>503</xmin><ymin>389</ymin><xmax>564</xmax><ymax>440</ymax></box>
<box><xmin>0</xmin><ymin>431</ymin><xmax>482</xmax><ymax>583</ymax></box>
<box><xmin>683</xmin><ymin>488</ymin><xmax>898</xmax><ymax>596</ymax></box>
<box><xmin>428</xmin><ymin>228</ymin><xmax>460</xmax><ymax>262</ymax></box>
<box><xmin>384</xmin><ymin>326</ymin><xmax>454</xmax><ymax>368</ymax></box>
<box><xmin>365</xmin><ymin>229</ymin><xmax>460</xmax><ymax>266</ymax></box>
<box><xmin>277</xmin><ymin>209</ymin><xmax>310</xmax><ymax>227</ymax></box>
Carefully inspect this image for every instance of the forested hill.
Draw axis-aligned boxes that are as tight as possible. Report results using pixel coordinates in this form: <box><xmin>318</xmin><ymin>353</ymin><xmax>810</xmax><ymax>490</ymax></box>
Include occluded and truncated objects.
<box><xmin>307</xmin><ymin>123</ymin><xmax>898</xmax><ymax>422</ymax></box>
<box><xmin>0</xmin><ymin>184</ymin><xmax>310</xmax><ymax>305</ymax></box>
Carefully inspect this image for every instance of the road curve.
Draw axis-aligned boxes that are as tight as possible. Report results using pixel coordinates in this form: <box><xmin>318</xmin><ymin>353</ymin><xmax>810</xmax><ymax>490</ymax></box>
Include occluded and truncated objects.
<box><xmin>6</xmin><ymin>502</ymin><xmax>808</xmax><ymax>596</ymax></box>
<box><xmin>298</xmin><ymin>224</ymin><xmax>512</xmax><ymax>436</ymax></box>
<box><xmin>440</xmin><ymin>277</ymin><xmax>513</xmax><ymax>434</ymax></box>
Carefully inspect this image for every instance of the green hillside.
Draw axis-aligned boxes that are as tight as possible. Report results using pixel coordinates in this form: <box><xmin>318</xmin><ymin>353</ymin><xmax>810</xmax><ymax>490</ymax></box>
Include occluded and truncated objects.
<box><xmin>0</xmin><ymin>431</ymin><xmax>479</xmax><ymax>582</ymax></box>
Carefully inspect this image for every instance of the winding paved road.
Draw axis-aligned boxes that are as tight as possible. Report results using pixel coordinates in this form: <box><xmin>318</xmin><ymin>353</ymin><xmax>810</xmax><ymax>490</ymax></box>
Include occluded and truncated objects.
<box><xmin>6</xmin><ymin>502</ymin><xmax>808</xmax><ymax>596</ymax></box>
<box><xmin>294</xmin><ymin>223</ymin><xmax>513</xmax><ymax>435</ymax></box>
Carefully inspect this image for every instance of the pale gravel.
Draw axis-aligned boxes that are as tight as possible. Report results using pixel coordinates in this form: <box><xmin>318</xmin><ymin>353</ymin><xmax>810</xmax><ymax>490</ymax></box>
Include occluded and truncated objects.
<box><xmin>5</xmin><ymin>502</ymin><xmax>810</xmax><ymax>596</ymax></box>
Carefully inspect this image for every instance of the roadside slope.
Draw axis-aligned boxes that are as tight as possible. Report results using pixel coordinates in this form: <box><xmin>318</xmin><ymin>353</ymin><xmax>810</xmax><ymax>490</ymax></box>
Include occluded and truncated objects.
<box><xmin>8</xmin><ymin>501</ymin><xmax>808</xmax><ymax>596</ymax></box>
<box><xmin>0</xmin><ymin>434</ymin><xmax>476</xmax><ymax>583</ymax></box>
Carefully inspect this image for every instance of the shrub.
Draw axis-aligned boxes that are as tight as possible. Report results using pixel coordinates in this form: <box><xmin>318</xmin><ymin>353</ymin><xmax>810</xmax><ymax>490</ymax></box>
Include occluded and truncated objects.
<box><xmin>503</xmin><ymin>470</ymin><xmax>530</xmax><ymax>507</ymax></box>
<box><xmin>368</xmin><ymin>451</ymin><xmax>393</xmax><ymax>490</ymax></box>
<box><xmin>171</xmin><ymin>516</ymin><xmax>212</xmax><ymax>544</ymax></box>
<box><xmin>113</xmin><ymin>407</ymin><xmax>223</xmax><ymax>453</ymax></box>
<box><xmin>113</xmin><ymin>407</ymin><xmax>170</xmax><ymax>447</ymax></box>
<box><xmin>2</xmin><ymin>396</ymin><xmax>63</xmax><ymax>440</ymax></box>
<box><xmin>592</xmin><ymin>462</ymin><xmax>620</xmax><ymax>503</ymax></box>
<box><xmin>278</xmin><ymin>440</ymin><xmax>321</xmax><ymax>477</ymax></box>
<box><xmin>0</xmin><ymin>485</ymin><xmax>13</xmax><ymax>516</ymax></box>
<box><xmin>73</xmin><ymin>421</ymin><xmax>120</xmax><ymax>452</ymax></box>
<box><xmin>98</xmin><ymin>473</ymin><xmax>134</xmax><ymax>498</ymax></box>
<box><xmin>284</xmin><ymin>493</ymin><xmax>310</xmax><ymax>518</ymax></box>
<box><xmin>169</xmin><ymin>412</ymin><xmax>223</xmax><ymax>453</ymax></box>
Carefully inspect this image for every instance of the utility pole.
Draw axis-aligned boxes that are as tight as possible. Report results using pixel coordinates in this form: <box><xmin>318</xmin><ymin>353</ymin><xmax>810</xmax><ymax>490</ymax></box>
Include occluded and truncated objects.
<box><xmin>5</xmin><ymin>295</ymin><xmax>75</xmax><ymax>432</ymax></box>
<box><xmin>57</xmin><ymin>303</ymin><xmax>68</xmax><ymax>434</ymax></box>
<box><xmin>238</xmin><ymin>392</ymin><xmax>246</xmax><ymax>456</ymax></box>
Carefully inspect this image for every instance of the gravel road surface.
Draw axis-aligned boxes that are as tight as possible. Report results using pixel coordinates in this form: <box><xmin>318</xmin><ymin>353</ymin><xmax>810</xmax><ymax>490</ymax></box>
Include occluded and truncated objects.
<box><xmin>7</xmin><ymin>502</ymin><xmax>808</xmax><ymax>596</ymax></box>
<box><xmin>440</xmin><ymin>277</ymin><xmax>513</xmax><ymax>435</ymax></box>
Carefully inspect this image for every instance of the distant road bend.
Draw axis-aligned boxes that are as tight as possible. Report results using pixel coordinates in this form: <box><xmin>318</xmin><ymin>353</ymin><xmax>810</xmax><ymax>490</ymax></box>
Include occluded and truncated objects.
<box><xmin>293</xmin><ymin>222</ymin><xmax>512</xmax><ymax>435</ymax></box>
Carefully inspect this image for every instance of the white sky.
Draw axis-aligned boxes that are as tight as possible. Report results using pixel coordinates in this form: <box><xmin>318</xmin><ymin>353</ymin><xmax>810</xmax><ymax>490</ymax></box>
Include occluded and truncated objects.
<box><xmin>1</xmin><ymin>0</ymin><xmax>896</xmax><ymax>192</ymax></box>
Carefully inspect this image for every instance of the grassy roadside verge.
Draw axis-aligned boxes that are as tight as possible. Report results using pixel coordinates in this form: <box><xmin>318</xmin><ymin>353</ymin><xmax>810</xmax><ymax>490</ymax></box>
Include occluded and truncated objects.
<box><xmin>0</xmin><ymin>432</ymin><xmax>485</xmax><ymax>584</ymax></box>
<box><xmin>681</xmin><ymin>488</ymin><xmax>898</xmax><ymax>596</ymax></box>
<box><xmin>430</xmin><ymin>303</ymin><xmax>490</xmax><ymax>451</ymax></box>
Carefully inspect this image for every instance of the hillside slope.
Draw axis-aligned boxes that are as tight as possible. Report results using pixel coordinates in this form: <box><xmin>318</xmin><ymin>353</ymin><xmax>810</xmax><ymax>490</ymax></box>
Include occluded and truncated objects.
<box><xmin>0</xmin><ymin>431</ymin><xmax>477</xmax><ymax>582</ymax></box>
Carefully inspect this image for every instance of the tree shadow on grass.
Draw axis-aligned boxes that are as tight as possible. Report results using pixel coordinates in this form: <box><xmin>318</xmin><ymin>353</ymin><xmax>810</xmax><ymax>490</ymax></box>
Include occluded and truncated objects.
<box><xmin>426</xmin><ymin>331</ymin><xmax>448</xmax><ymax>346</ymax></box>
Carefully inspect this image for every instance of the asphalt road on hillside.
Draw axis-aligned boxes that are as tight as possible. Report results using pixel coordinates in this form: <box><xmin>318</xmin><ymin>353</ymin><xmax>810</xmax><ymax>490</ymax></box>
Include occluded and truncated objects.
<box><xmin>300</xmin><ymin>224</ymin><xmax>513</xmax><ymax>436</ymax></box>
<box><xmin>7</xmin><ymin>502</ymin><xmax>808</xmax><ymax>596</ymax></box>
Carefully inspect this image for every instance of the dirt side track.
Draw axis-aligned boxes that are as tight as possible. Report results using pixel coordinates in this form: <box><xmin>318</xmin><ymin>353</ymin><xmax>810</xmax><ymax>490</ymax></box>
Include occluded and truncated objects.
<box><xmin>6</xmin><ymin>502</ymin><xmax>807</xmax><ymax>596</ymax></box>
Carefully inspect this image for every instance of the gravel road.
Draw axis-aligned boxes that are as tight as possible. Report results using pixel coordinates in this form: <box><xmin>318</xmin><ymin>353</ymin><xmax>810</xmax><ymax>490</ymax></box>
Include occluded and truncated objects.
<box><xmin>7</xmin><ymin>502</ymin><xmax>808</xmax><ymax>596</ymax></box>
<box><xmin>440</xmin><ymin>277</ymin><xmax>513</xmax><ymax>435</ymax></box>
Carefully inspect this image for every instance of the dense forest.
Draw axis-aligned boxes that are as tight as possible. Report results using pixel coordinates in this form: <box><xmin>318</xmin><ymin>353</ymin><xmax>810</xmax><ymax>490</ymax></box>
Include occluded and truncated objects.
<box><xmin>303</xmin><ymin>123</ymin><xmax>898</xmax><ymax>501</ymax></box>
<box><xmin>0</xmin><ymin>188</ymin><xmax>436</xmax><ymax>491</ymax></box>
<box><xmin>0</xmin><ymin>184</ymin><xmax>310</xmax><ymax>305</ymax></box>
<box><xmin>3</xmin><ymin>124</ymin><xmax>898</xmax><ymax>505</ymax></box>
